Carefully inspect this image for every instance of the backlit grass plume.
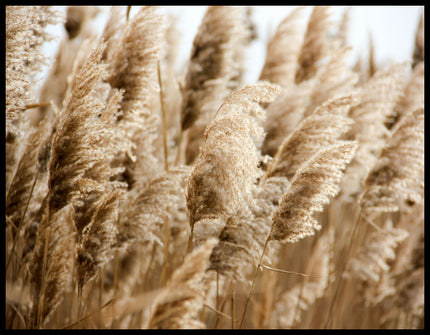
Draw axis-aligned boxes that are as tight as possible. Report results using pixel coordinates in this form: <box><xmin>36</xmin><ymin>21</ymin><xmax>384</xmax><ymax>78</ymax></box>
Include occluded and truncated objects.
<box><xmin>181</xmin><ymin>6</ymin><xmax>252</xmax><ymax>164</ymax></box>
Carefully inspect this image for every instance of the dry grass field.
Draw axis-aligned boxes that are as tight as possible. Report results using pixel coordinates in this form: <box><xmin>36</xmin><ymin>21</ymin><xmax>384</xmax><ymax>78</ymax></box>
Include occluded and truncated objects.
<box><xmin>5</xmin><ymin>5</ymin><xmax>424</xmax><ymax>329</ymax></box>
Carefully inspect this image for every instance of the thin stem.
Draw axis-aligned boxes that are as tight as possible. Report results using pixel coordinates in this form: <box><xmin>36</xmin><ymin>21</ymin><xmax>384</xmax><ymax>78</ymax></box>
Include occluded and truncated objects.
<box><xmin>187</xmin><ymin>225</ymin><xmax>194</xmax><ymax>254</ymax></box>
<box><xmin>126</xmin><ymin>6</ymin><xmax>132</xmax><ymax>21</ymax></box>
<box><xmin>77</xmin><ymin>283</ymin><xmax>82</xmax><ymax>329</ymax></box>
<box><xmin>231</xmin><ymin>290</ymin><xmax>235</xmax><ymax>329</ymax></box>
<box><xmin>239</xmin><ymin>236</ymin><xmax>270</xmax><ymax>329</ymax></box>
<box><xmin>143</xmin><ymin>244</ymin><xmax>157</xmax><ymax>290</ymax></box>
<box><xmin>260</xmin><ymin>264</ymin><xmax>319</xmax><ymax>278</ymax></box>
<box><xmin>158</xmin><ymin>60</ymin><xmax>171</xmax><ymax>288</ymax></box>
<box><xmin>323</xmin><ymin>207</ymin><xmax>363</xmax><ymax>328</ymax></box>
<box><xmin>212</xmin><ymin>279</ymin><xmax>234</xmax><ymax>329</ymax></box>
<box><xmin>5</xmin><ymin>215</ymin><xmax>18</xmax><ymax>232</ymax></box>
<box><xmin>291</xmin><ymin>278</ymin><xmax>306</xmax><ymax>328</ymax></box>
<box><xmin>62</xmin><ymin>298</ymin><xmax>115</xmax><ymax>329</ymax></box>
<box><xmin>157</xmin><ymin>60</ymin><xmax>169</xmax><ymax>172</ymax></box>
<box><xmin>98</xmin><ymin>268</ymin><xmax>104</xmax><ymax>328</ymax></box>
<box><xmin>24</xmin><ymin>102</ymin><xmax>52</xmax><ymax>110</ymax></box>
<box><xmin>203</xmin><ymin>303</ymin><xmax>232</xmax><ymax>320</ymax></box>
<box><xmin>160</xmin><ymin>215</ymin><xmax>170</xmax><ymax>287</ymax></box>
<box><xmin>216</xmin><ymin>272</ymin><xmax>220</xmax><ymax>310</ymax></box>
<box><xmin>111</xmin><ymin>250</ymin><xmax>120</xmax><ymax>328</ymax></box>
<box><xmin>36</xmin><ymin>227</ymin><xmax>50</xmax><ymax>329</ymax></box>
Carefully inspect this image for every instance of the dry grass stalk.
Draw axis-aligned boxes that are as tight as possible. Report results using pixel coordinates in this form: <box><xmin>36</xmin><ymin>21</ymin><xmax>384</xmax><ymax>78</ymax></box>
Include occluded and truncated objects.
<box><xmin>147</xmin><ymin>239</ymin><xmax>218</xmax><ymax>329</ymax></box>
<box><xmin>270</xmin><ymin>229</ymin><xmax>333</xmax><ymax>328</ymax></box>
<box><xmin>5</xmin><ymin>6</ymin><xmax>424</xmax><ymax>330</ymax></box>
<box><xmin>368</xmin><ymin>33</ymin><xmax>378</xmax><ymax>78</ymax></box>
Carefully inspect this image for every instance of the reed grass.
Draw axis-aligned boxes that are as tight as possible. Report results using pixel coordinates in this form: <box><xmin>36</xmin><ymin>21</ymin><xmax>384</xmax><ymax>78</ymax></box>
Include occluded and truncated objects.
<box><xmin>5</xmin><ymin>5</ymin><xmax>424</xmax><ymax>329</ymax></box>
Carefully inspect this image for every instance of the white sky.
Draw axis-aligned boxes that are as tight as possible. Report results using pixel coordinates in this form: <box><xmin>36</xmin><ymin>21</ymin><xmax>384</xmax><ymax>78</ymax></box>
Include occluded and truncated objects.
<box><xmin>39</xmin><ymin>6</ymin><xmax>423</xmax><ymax>88</ymax></box>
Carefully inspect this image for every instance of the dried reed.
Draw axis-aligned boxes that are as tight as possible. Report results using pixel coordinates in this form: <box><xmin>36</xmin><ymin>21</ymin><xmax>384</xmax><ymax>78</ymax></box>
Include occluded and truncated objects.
<box><xmin>5</xmin><ymin>5</ymin><xmax>424</xmax><ymax>330</ymax></box>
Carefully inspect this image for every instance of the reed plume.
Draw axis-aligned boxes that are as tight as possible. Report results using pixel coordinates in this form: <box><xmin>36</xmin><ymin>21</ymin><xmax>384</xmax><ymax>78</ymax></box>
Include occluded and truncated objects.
<box><xmin>6</xmin><ymin>121</ymin><xmax>49</xmax><ymax>238</ymax></box>
<box><xmin>182</xmin><ymin>6</ymin><xmax>252</xmax><ymax>164</ymax></box>
<box><xmin>378</xmin><ymin>203</ymin><xmax>424</xmax><ymax>328</ymax></box>
<box><xmin>259</xmin><ymin>7</ymin><xmax>306</xmax><ymax>87</ymax></box>
<box><xmin>393</xmin><ymin>61</ymin><xmax>424</xmax><ymax>126</ymax></box>
<box><xmin>48</xmin><ymin>42</ymin><xmax>126</xmax><ymax>293</ymax></box>
<box><xmin>295</xmin><ymin>6</ymin><xmax>333</xmax><ymax>84</ymax></box>
<box><xmin>5</xmin><ymin>6</ymin><xmax>423</xmax><ymax>330</ymax></box>
<box><xmin>35</xmin><ymin>6</ymin><xmax>100</xmax><ymax>125</ymax></box>
<box><xmin>360</xmin><ymin>107</ymin><xmax>424</xmax><ymax>220</ymax></box>
<box><xmin>270</xmin><ymin>141</ymin><xmax>358</xmax><ymax>242</ymax></box>
<box><xmin>114</xmin><ymin>166</ymin><xmax>190</xmax><ymax>293</ymax></box>
<box><xmin>265</xmin><ymin>96</ymin><xmax>356</xmax><ymax>180</ymax></box>
<box><xmin>181</xmin><ymin>6</ymin><xmax>251</xmax><ymax>131</ymax></box>
<box><xmin>347</xmin><ymin>221</ymin><xmax>408</xmax><ymax>285</ymax></box>
<box><xmin>186</xmin><ymin>82</ymin><xmax>282</xmax><ymax>238</ymax></box>
<box><xmin>262</xmin><ymin>78</ymin><xmax>315</xmax><ymax>157</ymax></box>
<box><xmin>30</xmin><ymin>204</ymin><xmax>76</xmax><ymax>328</ymax></box>
<box><xmin>108</xmin><ymin>6</ymin><xmax>167</xmax><ymax>188</ymax></box>
<box><xmin>6</xmin><ymin>6</ymin><xmax>59</xmax><ymax>140</ymax></box>
<box><xmin>341</xmin><ymin>62</ymin><xmax>408</xmax><ymax>199</ymax></box>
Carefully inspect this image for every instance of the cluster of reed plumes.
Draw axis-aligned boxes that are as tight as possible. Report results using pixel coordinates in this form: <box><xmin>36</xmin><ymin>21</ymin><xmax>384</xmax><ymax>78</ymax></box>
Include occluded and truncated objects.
<box><xmin>5</xmin><ymin>5</ymin><xmax>424</xmax><ymax>329</ymax></box>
